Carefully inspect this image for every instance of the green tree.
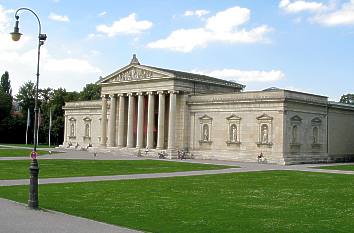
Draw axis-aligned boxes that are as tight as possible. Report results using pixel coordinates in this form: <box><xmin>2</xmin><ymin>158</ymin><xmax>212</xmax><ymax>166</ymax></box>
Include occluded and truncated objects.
<box><xmin>0</xmin><ymin>71</ymin><xmax>13</xmax><ymax>122</ymax></box>
<box><xmin>340</xmin><ymin>94</ymin><xmax>354</xmax><ymax>105</ymax></box>
<box><xmin>80</xmin><ymin>83</ymin><xmax>100</xmax><ymax>101</ymax></box>
<box><xmin>16</xmin><ymin>81</ymin><xmax>36</xmax><ymax>115</ymax></box>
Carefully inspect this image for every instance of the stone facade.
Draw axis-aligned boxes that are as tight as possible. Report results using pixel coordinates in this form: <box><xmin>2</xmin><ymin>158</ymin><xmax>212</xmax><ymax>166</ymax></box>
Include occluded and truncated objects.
<box><xmin>62</xmin><ymin>55</ymin><xmax>354</xmax><ymax>165</ymax></box>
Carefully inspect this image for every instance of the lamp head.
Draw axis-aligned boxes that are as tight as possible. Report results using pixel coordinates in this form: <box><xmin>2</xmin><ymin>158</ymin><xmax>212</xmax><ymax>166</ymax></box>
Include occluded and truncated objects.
<box><xmin>10</xmin><ymin>17</ymin><xmax>22</xmax><ymax>41</ymax></box>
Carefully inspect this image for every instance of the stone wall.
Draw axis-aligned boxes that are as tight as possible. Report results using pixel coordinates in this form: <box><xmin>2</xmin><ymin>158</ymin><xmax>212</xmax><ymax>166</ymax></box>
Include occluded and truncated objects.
<box><xmin>328</xmin><ymin>102</ymin><xmax>354</xmax><ymax>162</ymax></box>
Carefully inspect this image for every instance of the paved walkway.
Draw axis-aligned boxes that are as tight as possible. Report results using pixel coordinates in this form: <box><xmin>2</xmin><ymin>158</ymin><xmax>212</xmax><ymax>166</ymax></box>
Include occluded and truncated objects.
<box><xmin>0</xmin><ymin>198</ymin><xmax>141</xmax><ymax>233</ymax></box>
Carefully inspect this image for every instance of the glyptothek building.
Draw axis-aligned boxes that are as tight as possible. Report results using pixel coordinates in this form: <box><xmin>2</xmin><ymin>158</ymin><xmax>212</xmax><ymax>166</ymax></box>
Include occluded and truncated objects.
<box><xmin>62</xmin><ymin>55</ymin><xmax>354</xmax><ymax>165</ymax></box>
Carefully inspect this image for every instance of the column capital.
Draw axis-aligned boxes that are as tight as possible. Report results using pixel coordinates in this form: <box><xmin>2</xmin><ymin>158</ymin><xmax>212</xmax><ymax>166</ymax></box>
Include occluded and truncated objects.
<box><xmin>147</xmin><ymin>91</ymin><xmax>155</xmax><ymax>95</ymax></box>
<box><xmin>157</xmin><ymin>90</ymin><xmax>165</xmax><ymax>95</ymax></box>
<box><xmin>109</xmin><ymin>93</ymin><xmax>117</xmax><ymax>98</ymax></box>
<box><xmin>128</xmin><ymin>93</ymin><xmax>136</xmax><ymax>96</ymax></box>
<box><xmin>117</xmin><ymin>93</ymin><xmax>125</xmax><ymax>97</ymax></box>
<box><xmin>101</xmin><ymin>94</ymin><xmax>108</xmax><ymax>99</ymax></box>
<box><xmin>137</xmin><ymin>92</ymin><xmax>144</xmax><ymax>96</ymax></box>
<box><xmin>168</xmin><ymin>90</ymin><xmax>179</xmax><ymax>94</ymax></box>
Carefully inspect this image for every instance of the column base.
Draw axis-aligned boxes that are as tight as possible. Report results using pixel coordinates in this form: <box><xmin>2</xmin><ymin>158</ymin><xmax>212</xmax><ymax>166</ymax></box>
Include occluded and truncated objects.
<box><xmin>166</xmin><ymin>148</ymin><xmax>177</xmax><ymax>159</ymax></box>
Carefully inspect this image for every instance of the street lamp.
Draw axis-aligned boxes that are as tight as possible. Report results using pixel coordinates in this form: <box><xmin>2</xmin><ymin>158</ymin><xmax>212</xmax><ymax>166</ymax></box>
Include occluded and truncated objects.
<box><xmin>10</xmin><ymin>8</ymin><xmax>47</xmax><ymax>210</ymax></box>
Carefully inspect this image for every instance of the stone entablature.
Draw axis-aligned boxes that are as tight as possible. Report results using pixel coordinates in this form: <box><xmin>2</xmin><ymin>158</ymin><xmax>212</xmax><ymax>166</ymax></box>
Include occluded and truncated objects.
<box><xmin>63</xmin><ymin>100</ymin><xmax>102</xmax><ymax>110</ymax></box>
<box><xmin>188</xmin><ymin>90</ymin><xmax>328</xmax><ymax>105</ymax></box>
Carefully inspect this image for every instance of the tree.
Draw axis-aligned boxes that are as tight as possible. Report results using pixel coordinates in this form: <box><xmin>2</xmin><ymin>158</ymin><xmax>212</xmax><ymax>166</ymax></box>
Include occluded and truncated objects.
<box><xmin>16</xmin><ymin>81</ymin><xmax>36</xmax><ymax>115</ymax></box>
<box><xmin>80</xmin><ymin>83</ymin><xmax>100</xmax><ymax>101</ymax></box>
<box><xmin>340</xmin><ymin>94</ymin><xmax>354</xmax><ymax>105</ymax></box>
<box><xmin>1</xmin><ymin>71</ymin><xmax>12</xmax><ymax>96</ymax></box>
<box><xmin>0</xmin><ymin>71</ymin><xmax>13</xmax><ymax>122</ymax></box>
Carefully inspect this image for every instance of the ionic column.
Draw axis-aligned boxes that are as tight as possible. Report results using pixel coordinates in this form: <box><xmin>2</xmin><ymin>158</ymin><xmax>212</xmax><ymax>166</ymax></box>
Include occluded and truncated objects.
<box><xmin>107</xmin><ymin>94</ymin><xmax>117</xmax><ymax>147</ymax></box>
<box><xmin>63</xmin><ymin>115</ymin><xmax>68</xmax><ymax>144</ymax></box>
<box><xmin>100</xmin><ymin>95</ymin><xmax>108</xmax><ymax>146</ymax></box>
<box><xmin>147</xmin><ymin>92</ymin><xmax>155</xmax><ymax>148</ymax></box>
<box><xmin>136</xmin><ymin>93</ymin><xmax>145</xmax><ymax>149</ymax></box>
<box><xmin>156</xmin><ymin>91</ymin><xmax>165</xmax><ymax>149</ymax></box>
<box><xmin>167</xmin><ymin>91</ymin><xmax>177</xmax><ymax>150</ymax></box>
<box><xmin>126</xmin><ymin>93</ymin><xmax>136</xmax><ymax>148</ymax></box>
<box><xmin>117</xmin><ymin>94</ymin><xmax>126</xmax><ymax>148</ymax></box>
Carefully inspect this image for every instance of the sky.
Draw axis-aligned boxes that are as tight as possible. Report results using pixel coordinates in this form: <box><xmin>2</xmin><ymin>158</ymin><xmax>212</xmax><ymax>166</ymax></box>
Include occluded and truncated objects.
<box><xmin>1</xmin><ymin>0</ymin><xmax>354</xmax><ymax>101</ymax></box>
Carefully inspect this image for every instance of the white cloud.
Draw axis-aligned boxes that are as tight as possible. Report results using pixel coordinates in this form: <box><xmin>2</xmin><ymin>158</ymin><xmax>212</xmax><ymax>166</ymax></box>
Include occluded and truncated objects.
<box><xmin>193</xmin><ymin>69</ymin><xmax>285</xmax><ymax>83</ymax></box>
<box><xmin>313</xmin><ymin>0</ymin><xmax>354</xmax><ymax>26</ymax></box>
<box><xmin>96</xmin><ymin>13</ymin><xmax>152</xmax><ymax>37</ymax></box>
<box><xmin>206</xmin><ymin>7</ymin><xmax>250</xmax><ymax>32</ymax></box>
<box><xmin>98</xmin><ymin>11</ymin><xmax>107</xmax><ymax>17</ymax></box>
<box><xmin>0</xmin><ymin>5</ymin><xmax>101</xmax><ymax>94</ymax></box>
<box><xmin>148</xmin><ymin>6</ymin><xmax>271</xmax><ymax>53</ymax></box>
<box><xmin>49</xmin><ymin>12</ymin><xmax>70</xmax><ymax>22</ymax></box>
<box><xmin>184</xmin><ymin>9</ymin><xmax>209</xmax><ymax>17</ymax></box>
<box><xmin>279</xmin><ymin>0</ymin><xmax>326</xmax><ymax>13</ymax></box>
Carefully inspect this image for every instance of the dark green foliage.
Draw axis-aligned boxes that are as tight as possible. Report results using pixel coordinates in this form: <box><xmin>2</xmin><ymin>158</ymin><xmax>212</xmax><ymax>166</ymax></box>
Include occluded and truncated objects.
<box><xmin>80</xmin><ymin>83</ymin><xmax>100</xmax><ymax>101</ymax></box>
<box><xmin>0</xmin><ymin>171</ymin><xmax>353</xmax><ymax>233</ymax></box>
<box><xmin>339</xmin><ymin>94</ymin><xmax>354</xmax><ymax>105</ymax></box>
<box><xmin>0</xmin><ymin>73</ymin><xmax>101</xmax><ymax>144</ymax></box>
<box><xmin>0</xmin><ymin>71</ymin><xmax>13</xmax><ymax>122</ymax></box>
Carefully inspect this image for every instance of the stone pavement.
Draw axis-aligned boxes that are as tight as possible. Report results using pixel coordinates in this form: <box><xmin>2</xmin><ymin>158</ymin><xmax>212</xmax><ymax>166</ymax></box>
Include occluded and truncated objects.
<box><xmin>0</xmin><ymin>198</ymin><xmax>141</xmax><ymax>233</ymax></box>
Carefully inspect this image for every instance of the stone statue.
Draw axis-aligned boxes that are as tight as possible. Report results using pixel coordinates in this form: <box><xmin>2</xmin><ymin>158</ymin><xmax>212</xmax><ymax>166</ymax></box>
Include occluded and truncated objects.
<box><xmin>231</xmin><ymin>124</ymin><xmax>237</xmax><ymax>142</ymax></box>
<box><xmin>261</xmin><ymin>125</ymin><xmax>268</xmax><ymax>143</ymax></box>
<box><xmin>203</xmin><ymin>124</ymin><xmax>209</xmax><ymax>141</ymax></box>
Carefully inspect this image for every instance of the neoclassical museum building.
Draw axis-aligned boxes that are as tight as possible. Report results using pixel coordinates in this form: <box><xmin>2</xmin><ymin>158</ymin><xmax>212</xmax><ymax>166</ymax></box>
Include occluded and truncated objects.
<box><xmin>62</xmin><ymin>55</ymin><xmax>354</xmax><ymax>165</ymax></box>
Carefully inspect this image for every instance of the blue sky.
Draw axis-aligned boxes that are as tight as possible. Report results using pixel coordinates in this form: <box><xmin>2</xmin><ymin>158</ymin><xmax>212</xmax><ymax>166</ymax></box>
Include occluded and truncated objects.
<box><xmin>1</xmin><ymin>0</ymin><xmax>354</xmax><ymax>101</ymax></box>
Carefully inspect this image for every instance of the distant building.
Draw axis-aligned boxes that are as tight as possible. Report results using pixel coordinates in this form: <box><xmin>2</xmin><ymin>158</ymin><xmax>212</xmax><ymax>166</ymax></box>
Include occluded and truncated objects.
<box><xmin>62</xmin><ymin>55</ymin><xmax>354</xmax><ymax>164</ymax></box>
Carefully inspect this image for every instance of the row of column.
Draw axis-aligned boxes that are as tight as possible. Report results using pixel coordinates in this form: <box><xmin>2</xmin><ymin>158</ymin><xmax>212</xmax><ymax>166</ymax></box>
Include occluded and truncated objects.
<box><xmin>100</xmin><ymin>91</ymin><xmax>177</xmax><ymax>150</ymax></box>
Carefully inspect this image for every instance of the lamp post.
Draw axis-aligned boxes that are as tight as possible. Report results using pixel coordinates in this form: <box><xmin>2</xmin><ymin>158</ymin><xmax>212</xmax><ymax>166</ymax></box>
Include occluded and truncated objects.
<box><xmin>10</xmin><ymin>8</ymin><xmax>47</xmax><ymax>209</ymax></box>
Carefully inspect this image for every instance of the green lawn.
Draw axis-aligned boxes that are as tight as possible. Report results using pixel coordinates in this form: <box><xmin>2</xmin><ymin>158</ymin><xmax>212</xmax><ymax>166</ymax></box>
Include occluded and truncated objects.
<box><xmin>315</xmin><ymin>165</ymin><xmax>354</xmax><ymax>171</ymax></box>
<box><xmin>0</xmin><ymin>148</ymin><xmax>50</xmax><ymax>157</ymax></box>
<box><xmin>0</xmin><ymin>171</ymin><xmax>353</xmax><ymax>233</ymax></box>
<box><xmin>0</xmin><ymin>159</ymin><xmax>234</xmax><ymax>180</ymax></box>
<box><xmin>0</xmin><ymin>143</ymin><xmax>55</xmax><ymax>148</ymax></box>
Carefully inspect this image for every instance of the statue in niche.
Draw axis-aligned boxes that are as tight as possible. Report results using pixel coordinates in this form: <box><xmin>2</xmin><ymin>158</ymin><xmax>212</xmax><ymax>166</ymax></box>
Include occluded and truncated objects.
<box><xmin>292</xmin><ymin>125</ymin><xmax>297</xmax><ymax>143</ymax></box>
<box><xmin>261</xmin><ymin>124</ymin><xmax>268</xmax><ymax>143</ymax></box>
<box><xmin>313</xmin><ymin>127</ymin><xmax>318</xmax><ymax>144</ymax></box>
<box><xmin>230</xmin><ymin>124</ymin><xmax>237</xmax><ymax>142</ymax></box>
<box><xmin>85</xmin><ymin>124</ymin><xmax>90</xmax><ymax>137</ymax></box>
<box><xmin>70</xmin><ymin>123</ymin><xmax>75</xmax><ymax>137</ymax></box>
<box><xmin>203</xmin><ymin>124</ymin><xmax>209</xmax><ymax>141</ymax></box>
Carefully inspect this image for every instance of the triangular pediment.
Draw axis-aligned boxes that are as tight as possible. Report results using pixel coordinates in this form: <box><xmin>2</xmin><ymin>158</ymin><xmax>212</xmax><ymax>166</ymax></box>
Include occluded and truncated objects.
<box><xmin>199</xmin><ymin>114</ymin><xmax>213</xmax><ymax>121</ymax></box>
<box><xmin>98</xmin><ymin>64</ymin><xmax>174</xmax><ymax>84</ymax></box>
<box><xmin>311</xmin><ymin>117</ymin><xmax>322</xmax><ymax>124</ymax></box>
<box><xmin>256</xmin><ymin>114</ymin><xmax>273</xmax><ymax>120</ymax></box>
<box><xmin>226</xmin><ymin>114</ymin><xmax>241</xmax><ymax>121</ymax></box>
<box><xmin>290</xmin><ymin>115</ymin><xmax>302</xmax><ymax>122</ymax></box>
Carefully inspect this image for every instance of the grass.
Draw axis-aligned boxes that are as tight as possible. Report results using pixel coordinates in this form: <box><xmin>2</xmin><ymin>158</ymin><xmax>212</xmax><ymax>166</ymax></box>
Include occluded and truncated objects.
<box><xmin>0</xmin><ymin>143</ymin><xmax>55</xmax><ymax>148</ymax></box>
<box><xmin>0</xmin><ymin>159</ymin><xmax>235</xmax><ymax>180</ymax></box>
<box><xmin>315</xmin><ymin>165</ymin><xmax>354</xmax><ymax>171</ymax></box>
<box><xmin>0</xmin><ymin>148</ymin><xmax>50</xmax><ymax>157</ymax></box>
<box><xmin>0</xmin><ymin>171</ymin><xmax>353</xmax><ymax>233</ymax></box>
